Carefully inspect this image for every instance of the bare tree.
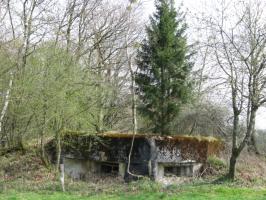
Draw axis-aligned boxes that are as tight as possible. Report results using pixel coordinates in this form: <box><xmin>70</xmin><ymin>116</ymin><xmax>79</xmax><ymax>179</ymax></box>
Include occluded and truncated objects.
<box><xmin>204</xmin><ymin>0</ymin><xmax>266</xmax><ymax>179</ymax></box>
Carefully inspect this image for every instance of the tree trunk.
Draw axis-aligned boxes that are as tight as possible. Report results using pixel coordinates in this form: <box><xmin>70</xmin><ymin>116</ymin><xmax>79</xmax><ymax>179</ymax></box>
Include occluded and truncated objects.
<box><xmin>247</xmin><ymin>109</ymin><xmax>259</xmax><ymax>154</ymax></box>
<box><xmin>40</xmin><ymin>130</ymin><xmax>49</xmax><ymax>166</ymax></box>
<box><xmin>66</xmin><ymin>0</ymin><xmax>76</xmax><ymax>53</ymax></box>
<box><xmin>228</xmin><ymin>150</ymin><xmax>237</xmax><ymax>180</ymax></box>
<box><xmin>40</xmin><ymin>70</ymin><xmax>48</xmax><ymax>165</ymax></box>
<box><xmin>60</xmin><ymin>163</ymin><xmax>65</xmax><ymax>192</ymax></box>
<box><xmin>95</xmin><ymin>34</ymin><xmax>104</xmax><ymax>133</ymax></box>
<box><xmin>228</xmin><ymin>107</ymin><xmax>258</xmax><ymax>180</ymax></box>
<box><xmin>98</xmin><ymin>104</ymin><xmax>104</xmax><ymax>133</ymax></box>
<box><xmin>248</xmin><ymin>131</ymin><xmax>260</xmax><ymax>154</ymax></box>
<box><xmin>56</xmin><ymin>131</ymin><xmax>61</xmax><ymax>171</ymax></box>
<box><xmin>228</xmin><ymin>88</ymin><xmax>240</xmax><ymax>180</ymax></box>
<box><xmin>0</xmin><ymin>74</ymin><xmax>13</xmax><ymax>136</ymax></box>
<box><xmin>126</xmin><ymin>3</ymin><xmax>139</xmax><ymax>177</ymax></box>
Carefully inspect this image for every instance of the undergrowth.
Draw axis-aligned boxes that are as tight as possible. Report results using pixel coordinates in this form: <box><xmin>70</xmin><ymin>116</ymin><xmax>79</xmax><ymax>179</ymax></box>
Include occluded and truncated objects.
<box><xmin>1</xmin><ymin>146</ymin><xmax>266</xmax><ymax>199</ymax></box>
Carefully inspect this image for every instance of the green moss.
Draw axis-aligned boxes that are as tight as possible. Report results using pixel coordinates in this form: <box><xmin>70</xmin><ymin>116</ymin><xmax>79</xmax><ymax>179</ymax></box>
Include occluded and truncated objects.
<box><xmin>60</xmin><ymin>130</ymin><xmax>222</xmax><ymax>145</ymax></box>
<box><xmin>207</xmin><ymin>156</ymin><xmax>226</xmax><ymax>169</ymax></box>
<box><xmin>61</xmin><ymin>129</ymin><xmax>91</xmax><ymax>137</ymax></box>
<box><xmin>101</xmin><ymin>131</ymin><xmax>221</xmax><ymax>143</ymax></box>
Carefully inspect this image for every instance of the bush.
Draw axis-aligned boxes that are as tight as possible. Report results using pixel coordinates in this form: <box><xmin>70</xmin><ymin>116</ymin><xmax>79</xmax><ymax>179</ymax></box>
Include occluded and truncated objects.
<box><xmin>207</xmin><ymin>156</ymin><xmax>226</xmax><ymax>169</ymax></box>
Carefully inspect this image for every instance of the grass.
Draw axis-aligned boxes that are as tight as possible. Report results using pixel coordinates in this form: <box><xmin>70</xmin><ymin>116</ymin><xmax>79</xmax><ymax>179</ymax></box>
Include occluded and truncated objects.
<box><xmin>207</xmin><ymin>156</ymin><xmax>226</xmax><ymax>168</ymax></box>
<box><xmin>1</xmin><ymin>182</ymin><xmax>266</xmax><ymax>200</ymax></box>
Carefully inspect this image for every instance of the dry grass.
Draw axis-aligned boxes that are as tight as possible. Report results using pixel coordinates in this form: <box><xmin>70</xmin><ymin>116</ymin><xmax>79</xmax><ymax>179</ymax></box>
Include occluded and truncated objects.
<box><xmin>236</xmin><ymin>151</ymin><xmax>266</xmax><ymax>185</ymax></box>
<box><xmin>0</xmin><ymin>149</ymin><xmax>54</xmax><ymax>183</ymax></box>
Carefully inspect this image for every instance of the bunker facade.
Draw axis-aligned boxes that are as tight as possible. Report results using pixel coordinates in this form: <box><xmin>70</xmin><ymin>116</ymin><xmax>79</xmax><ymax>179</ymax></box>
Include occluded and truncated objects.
<box><xmin>48</xmin><ymin>132</ymin><xmax>221</xmax><ymax>181</ymax></box>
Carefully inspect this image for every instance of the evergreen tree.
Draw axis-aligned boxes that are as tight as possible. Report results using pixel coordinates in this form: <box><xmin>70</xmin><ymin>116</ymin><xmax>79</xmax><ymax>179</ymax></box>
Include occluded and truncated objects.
<box><xmin>135</xmin><ymin>0</ymin><xmax>192</xmax><ymax>135</ymax></box>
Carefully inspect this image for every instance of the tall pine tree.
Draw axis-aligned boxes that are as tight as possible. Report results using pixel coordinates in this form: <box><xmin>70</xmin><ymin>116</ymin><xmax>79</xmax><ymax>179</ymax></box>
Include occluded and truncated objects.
<box><xmin>135</xmin><ymin>0</ymin><xmax>192</xmax><ymax>135</ymax></box>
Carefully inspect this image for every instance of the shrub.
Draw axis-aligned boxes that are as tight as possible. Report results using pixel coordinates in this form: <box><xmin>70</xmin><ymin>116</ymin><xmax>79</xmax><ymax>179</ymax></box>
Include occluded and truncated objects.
<box><xmin>207</xmin><ymin>156</ymin><xmax>226</xmax><ymax>169</ymax></box>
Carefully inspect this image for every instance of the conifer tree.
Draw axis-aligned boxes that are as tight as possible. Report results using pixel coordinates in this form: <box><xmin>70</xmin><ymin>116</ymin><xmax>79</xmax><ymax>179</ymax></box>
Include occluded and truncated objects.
<box><xmin>135</xmin><ymin>0</ymin><xmax>192</xmax><ymax>135</ymax></box>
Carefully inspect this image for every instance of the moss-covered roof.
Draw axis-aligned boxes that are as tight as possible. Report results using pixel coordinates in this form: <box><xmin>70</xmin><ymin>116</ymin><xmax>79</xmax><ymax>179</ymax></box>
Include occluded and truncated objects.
<box><xmin>61</xmin><ymin>130</ymin><xmax>221</xmax><ymax>144</ymax></box>
<box><xmin>99</xmin><ymin>131</ymin><xmax>220</xmax><ymax>143</ymax></box>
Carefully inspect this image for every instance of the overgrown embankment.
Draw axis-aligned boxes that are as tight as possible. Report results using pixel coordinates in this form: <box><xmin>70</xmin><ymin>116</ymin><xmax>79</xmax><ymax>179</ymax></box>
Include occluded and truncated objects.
<box><xmin>1</xmin><ymin>145</ymin><xmax>266</xmax><ymax>199</ymax></box>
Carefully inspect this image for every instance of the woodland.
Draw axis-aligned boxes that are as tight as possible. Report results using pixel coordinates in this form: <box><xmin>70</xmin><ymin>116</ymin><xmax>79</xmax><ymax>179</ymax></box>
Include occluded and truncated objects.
<box><xmin>1</xmin><ymin>0</ymin><xmax>266</xmax><ymax>199</ymax></box>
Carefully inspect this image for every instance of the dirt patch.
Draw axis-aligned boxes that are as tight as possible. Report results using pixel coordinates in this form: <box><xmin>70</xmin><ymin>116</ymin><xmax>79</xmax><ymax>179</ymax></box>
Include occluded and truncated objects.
<box><xmin>236</xmin><ymin>151</ymin><xmax>266</xmax><ymax>183</ymax></box>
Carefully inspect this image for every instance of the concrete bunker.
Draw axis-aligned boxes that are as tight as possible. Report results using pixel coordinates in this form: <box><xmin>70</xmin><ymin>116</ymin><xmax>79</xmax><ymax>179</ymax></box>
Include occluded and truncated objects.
<box><xmin>46</xmin><ymin>132</ymin><xmax>221</xmax><ymax>181</ymax></box>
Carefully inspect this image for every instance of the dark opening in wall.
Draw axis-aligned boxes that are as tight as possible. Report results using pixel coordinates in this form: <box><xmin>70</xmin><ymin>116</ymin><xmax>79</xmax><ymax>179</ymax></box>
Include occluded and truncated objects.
<box><xmin>164</xmin><ymin>164</ymin><xmax>193</xmax><ymax>177</ymax></box>
<box><xmin>100</xmin><ymin>162</ymin><xmax>119</xmax><ymax>174</ymax></box>
<box><xmin>164</xmin><ymin>166</ymin><xmax>181</xmax><ymax>177</ymax></box>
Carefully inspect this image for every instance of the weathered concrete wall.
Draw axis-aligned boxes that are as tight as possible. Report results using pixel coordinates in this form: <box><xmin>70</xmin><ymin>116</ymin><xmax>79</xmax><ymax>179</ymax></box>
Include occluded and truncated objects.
<box><xmin>157</xmin><ymin>164</ymin><xmax>164</xmax><ymax>179</ymax></box>
<box><xmin>193</xmin><ymin>163</ymin><xmax>203</xmax><ymax>176</ymax></box>
<box><xmin>64</xmin><ymin>158</ymin><xmax>127</xmax><ymax>180</ymax></box>
<box><xmin>119</xmin><ymin>163</ymin><xmax>126</xmax><ymax>178</ymax></box>
<box><xmin>155</xmin><ymin>141</ymin><xmax>182</xmax><ymax>163</ymax></box>
<box><xmin>64</xmin><ymin>157</ymin><xmax>99</xmax><ymax>180</ymax></box>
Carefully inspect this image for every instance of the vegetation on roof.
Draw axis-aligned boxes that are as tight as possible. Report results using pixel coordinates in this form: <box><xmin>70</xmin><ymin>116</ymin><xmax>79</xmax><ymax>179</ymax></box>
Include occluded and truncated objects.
<box><xmin>60</xmin><ymin>130</ymin><xmax>221</xmax><ymax>144</ymax></box>
<box><xmin>61</xmin><ymin>129</ymin><xmax>91</xmax><ymax>137</ymax></box>
<box><xmin>99</xmin><ymin>131</ymin><xmax>221</xmax><ymax>143</ymax></box>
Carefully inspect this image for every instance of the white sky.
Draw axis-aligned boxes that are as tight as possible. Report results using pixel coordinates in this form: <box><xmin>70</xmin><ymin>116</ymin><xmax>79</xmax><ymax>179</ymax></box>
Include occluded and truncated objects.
<box><xmin>142</xmin><ymin>0</ymin><xmax>266</xmax><ymax>130</ymax></box>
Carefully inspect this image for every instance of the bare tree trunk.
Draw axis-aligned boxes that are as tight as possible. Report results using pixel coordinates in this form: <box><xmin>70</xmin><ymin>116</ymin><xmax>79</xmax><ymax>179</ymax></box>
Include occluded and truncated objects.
<box><xmin>228</xmin><ymin>107</ymin><xmax>258</xmax><ymax>180</ymax></box>
<box><xmin>0</xmin><ymin>73</ymin><xmax>13</xmax><ymax>136</ymax></box>
<box><xmin>98</xmin><ymin>103</ymin><xmax>104</xmax><ymax>133</ymax></box>
<box><xmin>40</xmin><ymin>67</ymin><xmax>48</xmax><ymax>165</ymax></box>
<box><xmin>40</xmin><ymin>131</ymin><xmax>46</xmax><ymax>161</ymax></box>
<box><xmin>228</xmin><ymin>150</ymin><xmax>237</xmax><ymax>179</ymax></box>
<box><xmin>126</xmin><ymin>1</ymin><xmax>141</xmax><ymax>178</ymax></box>
<box><xmin>60</xmin><ymin>163</ymin><xmax>65</xmax><ymax>192</ymax></box>
<box><xmin>54</xmin><ymin>114</ymin><xmax>63</xmax><ymax>171</ymax></box>
<box><xmin>56</xmin><ymin>129</ymin><xmax>61</xmax><ymax>171</ymax></box>
<box><xmin>248</xmin><ymin>131</ymin><xmax>260</xmax><ymax>154</ymax></box>
<box><xmin>7</xmin><ymin>0</ymin><xmax>16</xmax><ymax>39</ymax></box>
<box><xmin>228</xmin><ymin>108</ymin><xmax>239</xmax><ymax>180</ymax></box>
<box><xmin>95</xmin><ymin>35</ymin><xmax>104</xmax><ymax>133</ymax></box>
<box><xmin>126</xmin><ymin>44</ymin><xmax>138</xmax><ymax>177</ymax></box>
<box><xmin>66</xmin><ymin>0</ymin><xmax>76</xmax><ymax>53</ymax></box>
<box><xmin>247</xmin><ymin>110</ymin><xmax>259</xmax><ymax>154</ymax></box>
<box><xmin>40</xmin><ymin>113</ymin><xmax>48</xmax><ymax>166</ymax></box>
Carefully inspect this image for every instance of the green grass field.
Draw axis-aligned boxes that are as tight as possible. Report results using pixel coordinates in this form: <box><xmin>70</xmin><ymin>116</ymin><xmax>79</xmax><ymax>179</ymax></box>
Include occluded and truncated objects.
<box><xmin>1</xmin><ymin>184</ymin><xmax>266</xmax><ymax>200</ymax></box>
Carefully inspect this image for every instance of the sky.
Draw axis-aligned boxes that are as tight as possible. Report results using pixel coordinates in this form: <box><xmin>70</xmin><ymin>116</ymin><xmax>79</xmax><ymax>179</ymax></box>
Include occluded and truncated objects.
<box><xmin>141</xmin><ymin>0</ymin><xmax>266</xmax><ymax>130</ymax></box>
